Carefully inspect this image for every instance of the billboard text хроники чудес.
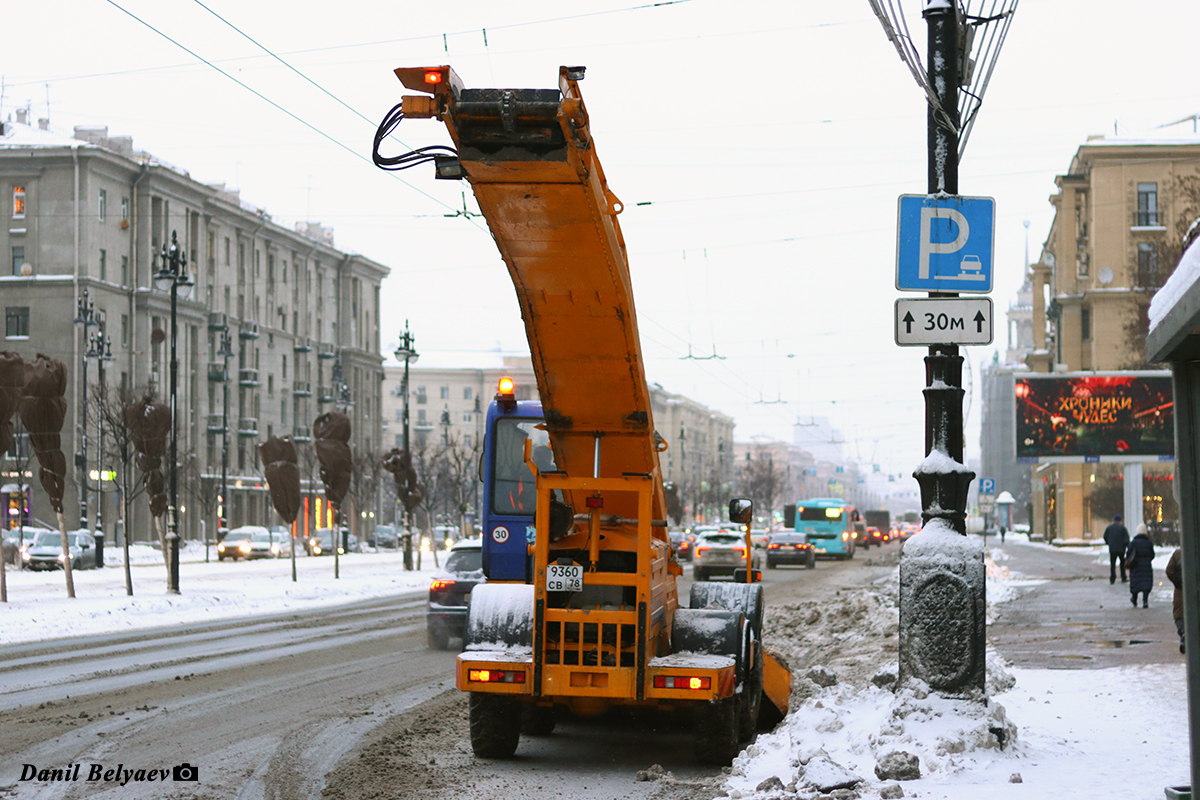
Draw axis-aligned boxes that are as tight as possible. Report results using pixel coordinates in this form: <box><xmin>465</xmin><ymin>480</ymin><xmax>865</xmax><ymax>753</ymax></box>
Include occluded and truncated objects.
<box><xmin>1014</xmin><ymin>372</ymin><xmax>1174</xmax><ymax>461</ymax></box>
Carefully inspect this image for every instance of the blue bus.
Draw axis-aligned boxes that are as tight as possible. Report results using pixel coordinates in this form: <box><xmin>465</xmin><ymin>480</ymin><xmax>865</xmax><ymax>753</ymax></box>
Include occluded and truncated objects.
<box><xmin>791</xmin><ymin>498</ymin><xmax>858</xmax><ymax>560</ymax></box>
<box><xmin>478</xmin><ymin>377</ymin><xmax>551</xmax><ymax>582</ymax></box>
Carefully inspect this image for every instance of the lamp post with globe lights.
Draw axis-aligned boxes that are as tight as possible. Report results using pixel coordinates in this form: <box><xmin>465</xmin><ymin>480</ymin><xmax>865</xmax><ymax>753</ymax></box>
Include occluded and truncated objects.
<box><xmin>393</xmin><ymin>321</ymin><xmax>419</xmax><ymax>562</ymax></box>
<box><xmin>153</xmin><ymin>231</ymin><xmax>194</xmax><ymax>594</ymax></box>
<box><xmin>73</xmin><ymin>288</ymin><xmax>100</xmax><ymax>532</ymax></box>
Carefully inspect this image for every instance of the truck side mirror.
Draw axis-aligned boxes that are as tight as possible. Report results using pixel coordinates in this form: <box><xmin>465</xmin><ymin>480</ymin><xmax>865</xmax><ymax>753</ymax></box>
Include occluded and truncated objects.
<box><xmin>728</xmin><ymin>498</ymin><xmax>753</xmax><ymax>525</ymax></box>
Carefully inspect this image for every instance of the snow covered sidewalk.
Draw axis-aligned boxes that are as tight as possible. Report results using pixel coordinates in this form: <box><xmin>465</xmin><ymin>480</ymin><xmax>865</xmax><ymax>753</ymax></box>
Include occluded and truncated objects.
<box><xmin>0</xmin><ymin>541</ymin><xmax>441</xmax><ymax>645</ymax></box>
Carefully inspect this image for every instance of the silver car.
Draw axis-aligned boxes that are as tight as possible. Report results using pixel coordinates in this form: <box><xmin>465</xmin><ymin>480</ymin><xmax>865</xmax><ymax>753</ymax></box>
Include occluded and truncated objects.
<box><xmin>21</xmin><ymin>530</ymin><xmax>97</xmax><ymax>571</ymax></box>
<box><xmin>692</xmin><ymin>532</ymin><xmax>761</xmax><ymax>581</ymax></box>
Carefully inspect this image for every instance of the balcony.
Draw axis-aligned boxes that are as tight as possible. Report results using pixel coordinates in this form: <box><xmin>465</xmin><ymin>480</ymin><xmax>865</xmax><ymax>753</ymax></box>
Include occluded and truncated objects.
<box><xmin>316</xmin><ymin>343</ymin><xmax>336</xmax><ymax>359</ymax></box>
<box><xmin>317</xmin><ymin>386</ymin><xmax>335</xmax><ymax>404</ymax></box>
<box><xmin>208</xmin><ymin>312</ymin><xmax>229</xmax><ymax>331</ymax></box>
<box><xmin>293</xmin><ymin>337</ymin><xmax>313</xmax><ymax>353</ymax></box>
<box><xmin>238</xmin><ymin>368</ymin><xmax>260</xmax><ymax>387</ymax></box>
<box><xmin>239</xmin><ymin>322</ymin><xmax>260</xmax><ymax>340</ymax></box>
<box><xmin>292</xmin><ymin>425</ymin><xmax>312</xmax><ymax>442</ymax></box>
<box><xmin>206</xmin><ymin>413</ymin><xmax>227</xmax><ymax>434</ymax></box>
<box><xmin>238</xmin><ymin>417</ymin><xmax>258</xmax><ymax>437</ymax></box>
<box><xmin>292</xmin><ymin>380</ymin><xmax>312</xmax><ymax>397</ymax></box>
<box><xmin>207</xmin><ymin>361</ymin><xmax>228</xmax><ymax>382</ymax></box>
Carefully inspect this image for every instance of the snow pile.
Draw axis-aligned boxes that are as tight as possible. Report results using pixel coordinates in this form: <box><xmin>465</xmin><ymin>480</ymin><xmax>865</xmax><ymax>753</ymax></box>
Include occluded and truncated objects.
<box><xmin>733</xmin><ymin>568</ymin><xmax>1023</xmax><ymax>799</ymax></box>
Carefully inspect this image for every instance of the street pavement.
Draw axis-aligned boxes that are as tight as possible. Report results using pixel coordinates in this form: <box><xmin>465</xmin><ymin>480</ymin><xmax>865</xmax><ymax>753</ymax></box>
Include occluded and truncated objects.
<box><xmin>987</xmin><ymin>539</ymin><xmax>1183</xmax><ymax>669</ymax></box>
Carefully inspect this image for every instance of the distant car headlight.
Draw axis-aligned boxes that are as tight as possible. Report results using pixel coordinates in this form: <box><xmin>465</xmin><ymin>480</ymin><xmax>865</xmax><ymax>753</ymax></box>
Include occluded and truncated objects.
<box><xmin>312</xmin><ymin>544</ymin><xmax>322</xmax><ymax>555</ymax></box>
<box><xmin>217</xmin><ymin>543</ymin><xmax>226</xmax><ymax>553</ymax></box>
<box><xmin>238</xmin><ymin>542</ymin><xmax>251</xmax><ymax>553</ymax></box>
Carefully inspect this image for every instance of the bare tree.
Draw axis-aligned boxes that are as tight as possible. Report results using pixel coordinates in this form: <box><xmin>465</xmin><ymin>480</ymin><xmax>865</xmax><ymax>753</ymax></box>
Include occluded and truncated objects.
<box><xmin>438</xmin><ymin>431</ymin><xmax>480</xmax><ymax>535</ymax></box>
<box><xmin>345</xmin><ymin>449</ymin><xmax>381</xmax><ymax>544</ymax></box>
<box><xmin>94</xmin><ymin>381</ymin><xmax>152</xmax><ymax>596</ymax></box>
<box><xmin>739</xmin><ymin>447</ymin><xmax>786</xmax><ymax>523</ymax></box>
<box><xmin>180</xmin><ymin>452</ymin><xmax>220</xmax><ymax>559</ymax></box>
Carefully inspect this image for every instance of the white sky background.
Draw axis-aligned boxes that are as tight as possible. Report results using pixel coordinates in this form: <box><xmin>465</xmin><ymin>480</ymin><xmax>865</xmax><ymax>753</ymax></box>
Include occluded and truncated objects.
<box><xmin>3</xmin><ymin>0</ymin><xmax>1199</xmax><ymax>480</ymax></box>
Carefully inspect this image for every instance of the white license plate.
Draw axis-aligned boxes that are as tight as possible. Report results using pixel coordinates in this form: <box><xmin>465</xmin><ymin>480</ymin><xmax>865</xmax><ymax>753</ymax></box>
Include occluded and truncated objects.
<box><xmin>546</xmin><ymin>564</ymin><xmax>583</xmax><ymax>592</ymax></box>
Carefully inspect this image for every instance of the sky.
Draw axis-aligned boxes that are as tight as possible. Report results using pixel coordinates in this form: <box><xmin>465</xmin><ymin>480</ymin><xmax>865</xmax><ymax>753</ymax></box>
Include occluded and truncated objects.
<box><xmin>1</xmin><ymin>538</ymin><xmax>1188</xmax><ymax>799</ymax></box>
<box><xmin>4</xmin><ymin>0</ymin><xmax>1200</xmax><ymax>481</ymax></box>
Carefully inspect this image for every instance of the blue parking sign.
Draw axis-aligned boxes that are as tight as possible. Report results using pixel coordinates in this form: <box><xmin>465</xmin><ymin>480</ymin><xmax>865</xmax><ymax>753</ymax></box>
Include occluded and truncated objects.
<box><xmin>896</xmin><ymin>195</ymin><xmax>995</xmax><ymax>293</ymax></box>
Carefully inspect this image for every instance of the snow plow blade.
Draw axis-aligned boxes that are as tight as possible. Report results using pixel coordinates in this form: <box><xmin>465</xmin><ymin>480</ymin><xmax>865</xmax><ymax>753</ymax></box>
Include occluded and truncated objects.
<box><xmin>762</xmin><ymin>651</ymin><xmax>791</xmax><ymax>715</ymax></box>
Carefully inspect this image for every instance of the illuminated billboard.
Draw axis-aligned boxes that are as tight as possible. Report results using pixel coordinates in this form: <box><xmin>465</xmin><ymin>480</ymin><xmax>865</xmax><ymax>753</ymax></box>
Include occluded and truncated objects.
<box><xmin>1014</xmin><ymin>372</ymin><xmax>1175</xmax><ymax>462</ymax></box>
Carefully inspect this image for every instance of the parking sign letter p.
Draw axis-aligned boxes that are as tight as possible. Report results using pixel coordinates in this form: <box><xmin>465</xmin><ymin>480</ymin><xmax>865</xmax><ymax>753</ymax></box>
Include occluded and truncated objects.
<box><xmin>918</xmin><ymin>206</ymin><xmax>970</xmax><ymax>279</ymax></box>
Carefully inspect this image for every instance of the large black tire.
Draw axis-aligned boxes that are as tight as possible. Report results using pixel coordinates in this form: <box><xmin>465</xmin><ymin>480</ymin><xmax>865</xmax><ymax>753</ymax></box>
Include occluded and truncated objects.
<box><xmin>469</xmin><ymin>693</ymin><xmax>521</xmax><ymax>758</ymax></box>
<box><xmin>690</xmin><ymin>581</ymin><xmax>763</xmax><ymax>639</ymax></box>
<box><xmin>521</xmin><ymin>704</ymin><xmax>556</xmax><ymax>736</ymax></box>
<box><xmin>427</xmin><ymin>623</ymin><xmax>450</xmax><ymax>651</ymax></box>
<box><xmin>738</xmin><ymin>630</ymin><xmax>763</xmax><ymax>742</ymax></box>
<box><xmin>694</xmin><ymin>696</ymin><xmax>739</xmax><ymax>765</ymax></box>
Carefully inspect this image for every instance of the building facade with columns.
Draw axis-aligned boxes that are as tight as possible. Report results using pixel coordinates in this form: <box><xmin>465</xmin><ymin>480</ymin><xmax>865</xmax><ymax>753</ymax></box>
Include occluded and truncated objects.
<box><xmin>0</xmin><ymin>115</ymin><xmax>388</xmax><ymax>544</ymax></box>
<box><xmin>1020</xmin><ymin>129</ymin><xmax>1200</xmax><ymax>540</ymax></box>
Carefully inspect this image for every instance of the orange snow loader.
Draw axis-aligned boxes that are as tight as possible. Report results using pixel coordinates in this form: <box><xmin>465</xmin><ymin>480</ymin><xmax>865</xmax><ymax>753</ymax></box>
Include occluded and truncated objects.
<box><xmin>379</xmin><ymin>65</ymin><xmax>790</xmax><ymax>764</ymax></box>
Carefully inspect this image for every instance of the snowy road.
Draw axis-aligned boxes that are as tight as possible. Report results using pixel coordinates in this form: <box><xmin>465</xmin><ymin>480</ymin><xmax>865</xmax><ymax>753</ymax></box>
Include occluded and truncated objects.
<box><xmin>0</xmin><ymin>543</ymin><xmax>894</xmax><ymax>800</ymax></box>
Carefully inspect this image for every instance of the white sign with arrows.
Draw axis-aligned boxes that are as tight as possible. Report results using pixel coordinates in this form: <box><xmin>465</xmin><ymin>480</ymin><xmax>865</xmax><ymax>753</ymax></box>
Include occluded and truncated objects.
<box><xmin>894</xmin><ymin>297</ymin><xmax>993</xmax><ymax>346</ymax></box>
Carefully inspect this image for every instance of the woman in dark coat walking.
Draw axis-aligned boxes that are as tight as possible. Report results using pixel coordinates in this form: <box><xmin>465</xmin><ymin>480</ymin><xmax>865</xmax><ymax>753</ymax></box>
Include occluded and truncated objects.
<box><xmin>1126</xmin><ymin>523</ymin><xmax>1156</xmax><ymax>608</ymax></box>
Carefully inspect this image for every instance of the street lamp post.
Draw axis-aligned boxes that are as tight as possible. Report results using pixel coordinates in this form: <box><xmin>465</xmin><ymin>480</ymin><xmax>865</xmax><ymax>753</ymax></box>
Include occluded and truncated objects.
<box><xmin>393</xmin><ymin>321</ymin><xmax>419</xmax><ymax>566</ymax></box>
<box><xmin>217</xmin><ymin>329</ymin><xmax>234</xmax><ymax>563</ymax></box>
<box><xmin>74</xmin><ymin>288</ymin><xmax>100</xmax><ymax>532</ymax></box>
<box><xmin>153</xmin><ymin>231</ymin><xmax>194</xmax><ymax>595</ymax></box>
<box><xmin>85</xmin><ymin>327</ymin><xmax>114</xmax><ymax>566</ymax></box>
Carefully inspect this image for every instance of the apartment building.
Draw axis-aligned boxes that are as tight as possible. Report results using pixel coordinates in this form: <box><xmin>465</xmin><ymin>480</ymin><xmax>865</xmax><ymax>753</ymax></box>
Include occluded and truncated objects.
<box><xmin>0</xmin><ymin>114</ymin><xmax>388</xmax><ymax>542</ymax></box>
<box><xmin>1021</xmin><ymin>128</ymin><xmax>1200</xmax><ymax>539</ymax></box>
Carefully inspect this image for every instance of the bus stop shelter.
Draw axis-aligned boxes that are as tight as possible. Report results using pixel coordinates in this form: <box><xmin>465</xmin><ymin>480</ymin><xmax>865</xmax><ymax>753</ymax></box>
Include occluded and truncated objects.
<box><xmin>1146</xmin><ymin>224</ymin><xmax>1200</xmax><ymax>796</ymax></box>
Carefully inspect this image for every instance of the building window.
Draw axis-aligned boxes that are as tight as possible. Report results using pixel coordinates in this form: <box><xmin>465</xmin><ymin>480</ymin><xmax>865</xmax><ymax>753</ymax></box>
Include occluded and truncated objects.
<box><xmin>416</xmin><ymin>386</ymin><xmax>427</xmax><ymax>404</ymax></box>
<box><xmin>1137</xmin><ymin>182</ymin><xmax>1159</xmax><ymax>226</ymax></box>
<box><xmin>121</xmin><ymin>196</ymin><xmax>129</xmax><ymax>222</ymax></box>
<box><xmin>1138</xmin><ymin>242</ymin><xmax>1161</xmax><ymax>287</ymax></box>
<box><xmin>395</xmin><ymin>408</ymin><xmax>403</xmax><ymax>422</ymax></box>
<box><xmin>6</xmin><ymin>307</ymin><xmax>30</xmax><ymax>338</ymax></box>
<box><xmin>121</xmin><ymin>255</ymin><xmax>129</xmax><ymax>287</ymax></box>
<box><xmin>1081</xmin><ymin>308</ymin><xmax>1091</xmax><ymax>342</ymax></box>
<box><xmin>418</xmin><ymin>409</ymin><xmax>427</xmax><ymax>424</ymax></box>
<box><xmin>440</xmin><ymin>385</ymin><xmax>449</xmax><ymax>400</ymax></box>
<box><xmin>11</xmin><ymin>246</ymin><xmax>24</xmax><ymax>276</ymax></box>
<box><xmin>13</xmin><ymin>186</ymin><xmax>25</xmax><ymax>219</ymax></box>
<box><xmin>463</xmin><ymin>386</ymin><xmax>472</xmax><ymax>401</ymax></box>
<box><xmin>99</xmin><ymin>249</ymin><xmax>107</xmax><ymax>281</ymax></box>
<box><xmin>121</xmin><ymin>314</ymin><xmax>129</xmax><ymax>347</ymax></box>
<box><xmin>462</xmin><ymin>411</ymin><xmax>473</xmax><ymax>423</ymax></box>
<box><xmin>99</xmin><ymin>188</ymin><xmax>107</xmax><ymax>221</ymax></box>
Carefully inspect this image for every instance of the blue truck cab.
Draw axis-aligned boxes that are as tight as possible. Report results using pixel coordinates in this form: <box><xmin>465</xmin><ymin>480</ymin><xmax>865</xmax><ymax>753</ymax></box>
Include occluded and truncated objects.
<box><xmin>479</xmin><ymin>377</ymin><xmax>552</xmax><ymax>582</ymax></box>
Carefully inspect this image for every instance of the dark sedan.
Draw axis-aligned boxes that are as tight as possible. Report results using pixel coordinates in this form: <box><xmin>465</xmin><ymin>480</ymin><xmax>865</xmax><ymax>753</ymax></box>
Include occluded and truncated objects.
<box><xmin>765</xmin><ymin>531</ymin><xmax>816</xmax><ymax>569</ymax></box>
<box><xmin>427</xmin><ymin>540</ymin><xmax>484</xmax><ymax>650</ymax></box>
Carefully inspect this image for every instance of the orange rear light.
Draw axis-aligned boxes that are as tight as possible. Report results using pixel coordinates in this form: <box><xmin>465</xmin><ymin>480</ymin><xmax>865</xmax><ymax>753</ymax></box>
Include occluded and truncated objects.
<box><xmin>695</xmin><ymin>546</ymin><xmax>709</xmax><ymax>554</ymax></box>
<box><xmin>497</xmin><ymin>376</ymin><xmax>514</xmax><ymax>395</ymax></box>
<box><xmin>653</xmin><ymin>675</ymin><xmax>711</xmax><ymax>690</ymax></box>
<box><xmin>424</xmin><ymin>69</ymin><xmax>443</xmax><ymax>84</ymax></box>
<box><xmin>430</xmin><ymin>579</ymin><xmax>455</xmax><ymax>591</ymax></box>
<box><xmin>468</xmin><ymin>669</ymin><xmax>525</xmax><ymax>684</ymax></box>
<box><xmin>767</xmin><ymin>543</ymin><xmax>780</xmax><ymax>550</ymax></box>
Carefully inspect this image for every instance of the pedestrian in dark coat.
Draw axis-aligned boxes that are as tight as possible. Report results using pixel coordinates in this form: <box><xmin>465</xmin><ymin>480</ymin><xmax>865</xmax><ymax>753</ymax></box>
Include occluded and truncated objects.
<box><xmin>1126</xmin><ymin>524</ymin><xmax>1155</xmax><ymax>608</ymax></box>
<box><xmin>1166</xmin><ymin>548</ymin><xmax>1184</xmax><ymax>653</ymax></box>
<box><xmin>1104</xmin><ymin>514</ymin><xmax>1131</xmax><ymax>584</ymax></box>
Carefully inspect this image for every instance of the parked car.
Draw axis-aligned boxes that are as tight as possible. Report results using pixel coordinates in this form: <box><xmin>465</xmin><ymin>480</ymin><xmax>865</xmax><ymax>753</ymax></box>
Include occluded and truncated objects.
<box><xmin>246</xmin><ymin>529</ymin><xmax>287</xmax><ymax>559</ymax></box>
<box><xmin>217</xmin><ymin>526</ymin><xmax>258</xmax><ymax>561</ymax></box>
<box><xmin>431</xmin><ymin>525</ymin><xmax>458</xmax><ymax>549</ymax></box>
<box><xmin>691</xmin><ymin>531</ymin><xmax>761</xmax><ymax>581</ymax></box>
<box><xmin>21</xmin><ymin>530</ymin><xmax>97</xmax><ymax>571</ymax></box>
<box><xmin>309</xmin><ymin>527</ymin><xmax>358</xmax><ymax>556</ymax></box>
<box><xmin>427</xmin><ymin>539</ymin><xmax>485</xmax><ymax>649</ymax></box>
<box><xmin>765</xmin><ymin>531</ymin><xmax>816</xmax><ymax>569</ymax></box>
<box><xmin>369</xmin><ymin>525</ymin><xmax>398</xmax><ymax>549</ymax></box>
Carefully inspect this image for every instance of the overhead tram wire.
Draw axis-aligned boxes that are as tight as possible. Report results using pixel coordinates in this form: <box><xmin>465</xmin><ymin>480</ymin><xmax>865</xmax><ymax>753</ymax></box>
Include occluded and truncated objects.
<box><xmin>102</xmin><ymin>0</ymin><xmax>480</xmax><ymax>229</ymax></box>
